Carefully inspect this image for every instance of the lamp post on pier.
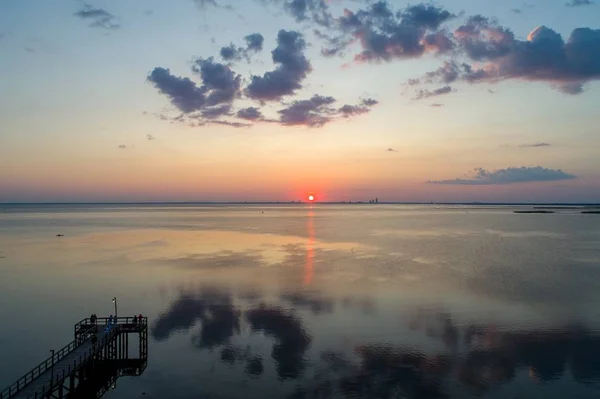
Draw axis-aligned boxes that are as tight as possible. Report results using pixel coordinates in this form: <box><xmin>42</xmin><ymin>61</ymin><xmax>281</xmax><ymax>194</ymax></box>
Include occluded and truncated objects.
<box><xmin>112</xmin><ymin>297</ymin><xmax>118</xmax><ymax>319</ymax></box>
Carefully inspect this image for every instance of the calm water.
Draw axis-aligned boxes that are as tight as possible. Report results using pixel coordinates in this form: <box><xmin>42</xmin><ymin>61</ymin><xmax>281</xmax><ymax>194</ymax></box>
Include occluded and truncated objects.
<box><xmin>1</xmin><ymin>204</ymin><xmax>600</xmax><ymax>398</ymax></box>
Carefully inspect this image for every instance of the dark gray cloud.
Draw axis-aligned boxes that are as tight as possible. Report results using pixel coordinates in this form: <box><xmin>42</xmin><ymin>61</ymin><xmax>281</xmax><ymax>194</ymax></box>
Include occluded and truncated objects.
<box><xmin>428</xmin><ymin>166</ymin><xmax>577</xmax><ymax>185</ymax></box>
<box><xmin>220</xmin><ymin>33</ymin><xmax>265</xmax><ymax>62</ymax></box>
<box><xmin>147</xmin><ymin>67</ymin><xmax>207</xmax><ymax>113</ymax></box>
<box><xmin>201</xmin><ymin>104</ymin><xmax>232</xmax><ymax>119</ymax></box>
<box><xmin>338</xmin><ymin>104</ymin><xmax>370</xmax><ymax>116</ymax></box>
<box><xmin>246</xmin><ymin>30</ymin><xmax>311</xmax><ymax>101</ymax></box>
<box><xmin>361</xmin><ymin>98</ymin><xmax>379</xmax><ymax>106</ymax></box>
<box><xmin>566</xmin><ymin>0</ymin><xmax>594</xmax><ymax>6</ymax></box>
<box><xmin>422</xmin><ymin>61</ymin><xmax>468</xmax><ymax>84</ymax></box>
<box><xmin>245</xmin><ymin>33</ymin><xmax>264</xmax><ymax>52</ymax></box>
<box><xmin>519</xmin><ymin>142</ymin><xmax>551</xmax><ymax>148</ymax></box>
<box><xmin>327</xmin><ymin>2</ymin><xmax>455</xmax><ymax>62</ymax></box>
<box><xmin>192</xmin><ymin>57</ymin><xmax>242</xmax><ymax>106</ymax></box>
<box><xmin>278</xmin><ymin>94</ymin><xmax>336</xmax><ymax>126</ymax></box>
<box><xmin>511</xmin><ymin>8</ymin><xmax>523</xmax><ymax>14</ymax></box>
<box><xmin>454</xmin><ymin>15</ymin><xmax>515</xmax><ymax>61</ymax></box>
<box><xmin>237</xmin><ymin>107</ymin><xmax>263</xmax><ymax>121</ymax></box>
<box><xmin>148</xmin><ymin>59</ymin><xmax>243</xmax><ymax>127</ymax></box>
<box><xmin>415</xmin><ymin>22</ymin><xmax>600</xmax><ymax>94</ymax></box>
<box><xmin>414</xmin><ymin>85</ymin><xmax>453</xmax><ymax>100</ymax></box>
<box><xmin>314</xmin><ymin>29</ymin><xmax>351</xmax><ymax>57</ymax></box>
<box><xmin>277</xmin><ymin>94</ymin><xmax>377</xmax><ymax>126</ymax></box>
<box><xmin>220</xmin><ymin>44</ymin><xmax>243</xmax><ymax>61</ymax></box>
<box><xmin>284</xmin><ymin>0</ymin><xmax>332</xmax><ymax>27</ymax></box>
<box><xmin>74</xmin><ymin>4</ymin><xmax>120</xmax><ymax>30</ymax></box>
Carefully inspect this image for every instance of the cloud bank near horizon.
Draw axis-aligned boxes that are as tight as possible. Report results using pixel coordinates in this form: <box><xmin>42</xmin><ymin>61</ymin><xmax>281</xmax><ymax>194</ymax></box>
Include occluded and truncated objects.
<box><xmin>428</xmin><ymin>166</ymin><xmax>577</xmax><ymax>185</ymax></box>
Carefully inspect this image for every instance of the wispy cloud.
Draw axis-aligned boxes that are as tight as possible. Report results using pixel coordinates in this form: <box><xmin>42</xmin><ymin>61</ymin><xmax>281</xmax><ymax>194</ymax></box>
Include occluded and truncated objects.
<box><xmin>519</xmin><ymin>142</ymin><xmax>551</xmax><ymax>148</ymax></box>
<box><xmin>414</xmin><ymin>86</ymin><xmax>454</xmax><ymax>100</ymax></box>
<box><xmin>428</xmin><ymin>166</ymin><xmax>576</xmax><ymax>185</ymax></box>
<box><xmin>118</xmin><ymin>144</ymin><xmax>128</xmax><ymax>149</ymax></box>
<box><xmin>387</xmin><ymin>148</ymin><xmax>398</xmax><ymax>152</ymax></box>
<box><xmin>147</xmin><ymin>134</ymin><xmax>155</xmax><ymax>141</ymax></box>
<box><xmin>566</xmin><ymin>0</ymin><xmax>594</xmax><ymax>6</ymax></box>
<box><xmin>236</xmin><ymin>107</ymin><xmax>263</xmax><ymax>121</ymax></box>
<box><xmin>74</xmin><ymin>4</ymin><xmax>120</xmax><ymax>30</ymax></box>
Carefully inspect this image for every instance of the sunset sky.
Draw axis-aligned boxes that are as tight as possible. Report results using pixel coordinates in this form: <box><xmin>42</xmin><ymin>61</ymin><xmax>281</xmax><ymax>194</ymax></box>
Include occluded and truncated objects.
<box><xmin>1</xmin><ymin>0</ymin><xmax>599</xmax><ymax>202</ymax></box>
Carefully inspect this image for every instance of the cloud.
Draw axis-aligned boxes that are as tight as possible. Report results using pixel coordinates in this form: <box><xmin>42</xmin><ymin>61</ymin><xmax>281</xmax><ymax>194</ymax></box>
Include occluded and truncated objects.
<box><xmin>414</xmin><ymin>85</ymin><xmax>453</xmax><ymax>99</ymax></box>
<box><xmin>454</xmin><ymin>15</ymin><xmax>515</xmax><ymax>61</ymax></box>
<box><xmin>338</xmin><ymin>104</ymin><xmax>369</xmax><ymax>116</ymax></box>
<box><xmin>566</xmin><ymin>0</ymin><xmax>594</xmax><ymax>6</ymax></box>
<box><xmin>147</xmin><ymin>134</ymin><xmax>155</xmax><ymax>141</ymax></box>
<box><xmin>148</xmin><ymin>58</ymin><xmax>244</xmax><ymax>127</ymax></box>
<box><xmin>327</xmin><ymin>2</ymin><xmax>455</xmax><ymax>62</ymax></box>
<box><xmin>220</xmin><ymin>33</ymin><xmax>265</xmax><ymax>62</ymax></box>
<box><xmin>430</xmin><ymin>103</ymin><xmax>444</xmax><ymax>107</ymax></box>
<box><xmin>412</xmin><ymin>20</ymin><xmax>600</xmax><ymax>94</ymax></box>
<box><xmin>245</xmin><ymin>33</ymin><xmax>264</xmax><ymax>52</ymax></box>
<box><xmin>283</xmin><ymin>0</ymin><xmax>332</xmax><ymax>27</ymax></box>
<box><xmin>191</xmin><ymin>57</ymin><xmax>242</xmax><ymax>106</ymax></box>
<box><xmin>220</xmin><ymin>44</ymin><xmax>243</xmax><ymax>61</ymax></box>
<box><xmin>278</xmin><ymin>94</ymin><xmax>336</xmax><ymax>126</ymax></box>
<box><xmin>246</xmin><ymin>30</ymin><xmax>311</xmax><ymax>101</ymax></box>
<box><xmin>147</xmin><ymin>67</ymin><xmax>208</xmax><ymax>113</ymax></box>
<box><xmin>361</xmin><ymin>98</ymin><xmax>378</xmax><ymax>106</ymax></box>
<box><xmin>277</xmin><ymin>94</ymin><xmax>377</xmax><ymax>126</ymax></box>
<box><xmin>209</xmin><ymin>120</ymin><xmax>252</xmax><ymax>128</ymax></box>
<box><xmin>428</xmin><ymin>166</ymin><xmax>577</xmax><ymax>185</ymax></box>
<box><xmin>201</xmin><ymin>104</ymin><xmax>232</xmax><ymax>119</ymax></box>
<box><xmin>519</xmin><ymin>142</ymin><xmax>551</xmax><ymax>148</ymax></box>
<box><xmin>236</xmin><ymin>107</ymin><xmax>263</xmax><ymax>121</ymax></box>
<box><xmin>511</xmin><ymin>8</ymin><xmax>523</xmax><ymax>14</ymax></box>
<box><xmin>118</xmin><ymin>144</ymin><xmax>128</xmax><ymax>149</ymax></box>
<box><xmin>387</xmin><ymin>148</ymin><xmax>398</xmax><ymax>152</ymax></box>
<box><xmin>454</xmin><ymin>23</ymin><xmax>600</xmax><ymax>94</ymax></box>
<box><xmin>74</xmin><ymin>4</ymin><xmax>120</xmax><ymax>30</ymax></box>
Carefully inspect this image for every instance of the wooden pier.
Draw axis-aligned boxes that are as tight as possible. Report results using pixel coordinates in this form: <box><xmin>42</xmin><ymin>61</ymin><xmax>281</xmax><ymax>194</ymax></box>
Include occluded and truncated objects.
<box><xmin>0</xmin><ymin>317</ymin><xmax>148</xmax><ymax>399</ymax></box>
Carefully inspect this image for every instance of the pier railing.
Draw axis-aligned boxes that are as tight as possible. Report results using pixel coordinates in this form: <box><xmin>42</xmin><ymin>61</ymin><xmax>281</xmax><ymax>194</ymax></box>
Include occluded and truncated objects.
<box><xmin>0</xmin><ymin>317</ymin><xmax>148</xmax><ymax>399</ymax></box>
<box><xmin>0</xmin><ymin>335</ymin><xmax>83</xmax><ymax>399</ymax></box>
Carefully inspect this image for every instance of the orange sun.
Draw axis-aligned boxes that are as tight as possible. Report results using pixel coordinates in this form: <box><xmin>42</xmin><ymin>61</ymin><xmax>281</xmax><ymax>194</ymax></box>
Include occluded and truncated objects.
<box><xmin>308</xmin><ymin>195</ymin><xmax>315</xmax><ymax>202</ymax></box>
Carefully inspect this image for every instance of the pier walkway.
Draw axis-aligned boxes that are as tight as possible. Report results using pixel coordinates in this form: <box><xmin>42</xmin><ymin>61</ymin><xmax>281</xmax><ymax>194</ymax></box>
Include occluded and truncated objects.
<box><xmin>0</xmin><ymin>317</ymin><xmax>147</xmax><ymax>399</ymax></box>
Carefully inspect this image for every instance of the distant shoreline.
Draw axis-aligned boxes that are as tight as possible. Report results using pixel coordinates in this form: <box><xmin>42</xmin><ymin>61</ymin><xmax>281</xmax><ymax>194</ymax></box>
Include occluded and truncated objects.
<box><xmin>1</xmin><ymin>202</ymin><xmax>599</xmax><ymax>207</ymax></box>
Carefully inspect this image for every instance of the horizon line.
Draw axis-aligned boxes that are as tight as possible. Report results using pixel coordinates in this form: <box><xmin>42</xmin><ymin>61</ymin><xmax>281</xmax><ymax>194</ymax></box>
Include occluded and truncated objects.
<box><xmin>1</xmin><ymin>201</ymin><xmax>599</xmax><ymax>206</ymax></box>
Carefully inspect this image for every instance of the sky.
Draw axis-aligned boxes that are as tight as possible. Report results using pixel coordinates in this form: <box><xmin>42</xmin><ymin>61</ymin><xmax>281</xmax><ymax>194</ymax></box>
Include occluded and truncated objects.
<box><xmin>0</xmin><ymin>0</ymin><xmax>599</xmax><ymax>203</ymax></box>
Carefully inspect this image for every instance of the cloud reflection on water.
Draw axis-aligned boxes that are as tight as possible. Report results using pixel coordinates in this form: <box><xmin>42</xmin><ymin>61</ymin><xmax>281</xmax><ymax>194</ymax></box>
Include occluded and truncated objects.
<box><xmin>150</xmin><ymin>284</ymin><xmax>600</xmax><ymax>398</ymax></box>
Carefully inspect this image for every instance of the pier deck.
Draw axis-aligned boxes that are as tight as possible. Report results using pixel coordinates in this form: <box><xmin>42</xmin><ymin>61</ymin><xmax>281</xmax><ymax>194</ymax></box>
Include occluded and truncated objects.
<box><xmin>1</xmin><ymin>317</ymin><xmax>147</xmax><ymax>399</ymax></box>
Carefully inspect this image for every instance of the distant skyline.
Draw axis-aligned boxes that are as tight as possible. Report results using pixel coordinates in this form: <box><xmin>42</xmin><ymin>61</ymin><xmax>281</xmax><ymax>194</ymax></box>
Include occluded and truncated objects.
<box><xmin>1</xmin><ymin>0</ymin><xmax>599</xmax><ymax>202</ymax></box>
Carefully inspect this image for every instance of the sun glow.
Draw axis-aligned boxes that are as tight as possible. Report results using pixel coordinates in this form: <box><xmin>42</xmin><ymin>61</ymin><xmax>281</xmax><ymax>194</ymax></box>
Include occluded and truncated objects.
<box><xmin>308</xmin><ymin>195</ymin><xmax>315</xmax><ymax>202</ymax></box>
